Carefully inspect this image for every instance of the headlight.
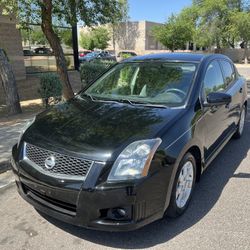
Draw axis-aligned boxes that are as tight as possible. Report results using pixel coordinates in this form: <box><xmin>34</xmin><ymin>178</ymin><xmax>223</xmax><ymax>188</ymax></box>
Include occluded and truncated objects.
<box><xmin>108</xmin><ymin>138</ymin><xmax>162</xmax><ymax>181</ymax></box>
<box><xmin>17</xmin><ymin>117</ymin><xmax>36</xmax><ymax>147</ymax></box>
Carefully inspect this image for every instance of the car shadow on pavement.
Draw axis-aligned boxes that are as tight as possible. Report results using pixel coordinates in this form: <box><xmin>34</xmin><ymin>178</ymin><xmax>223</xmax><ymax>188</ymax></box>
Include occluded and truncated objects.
<box><xmin>39</xmin><ymin>107</ymin><xmax>250</xmax><ymax>249</ymax></box>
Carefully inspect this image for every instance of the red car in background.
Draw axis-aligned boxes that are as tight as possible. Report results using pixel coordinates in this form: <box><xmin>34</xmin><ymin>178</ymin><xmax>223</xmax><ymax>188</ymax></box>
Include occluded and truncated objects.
<box><xmin>79</xmin><ymin>50</ymin><xmax>92</xmax><ymax>59</ymax></box>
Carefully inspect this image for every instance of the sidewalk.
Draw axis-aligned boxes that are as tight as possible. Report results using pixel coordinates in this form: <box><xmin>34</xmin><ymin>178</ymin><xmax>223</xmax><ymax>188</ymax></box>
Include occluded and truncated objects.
<box><xmin>0</xmin><ymin>116</ymin><xmax>34</xmax><ymax>174</ymax></box>
<box><xmin>235</xmin><ymin>64</ymin><xmax>250</xmax><ymax>80</ymax></box>
<box><xmin>0</xmin><ymin>99</ymin><xmax>44</xmax><ymax>172</ymax></box>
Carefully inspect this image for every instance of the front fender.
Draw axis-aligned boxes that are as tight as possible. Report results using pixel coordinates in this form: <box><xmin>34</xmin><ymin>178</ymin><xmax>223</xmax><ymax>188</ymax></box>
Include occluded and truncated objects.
<box><xmin>162</xmin><ymin>125</ymin><xmax>204</xmax><ymax>212</ymax></box>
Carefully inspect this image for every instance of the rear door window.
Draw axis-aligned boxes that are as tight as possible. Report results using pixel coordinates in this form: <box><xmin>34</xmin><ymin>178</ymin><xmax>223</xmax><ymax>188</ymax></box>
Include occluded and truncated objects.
<box><xmin>203</xmin><ymin>60</ymin><xmax>225</xmax><ymax>97</ymax></box>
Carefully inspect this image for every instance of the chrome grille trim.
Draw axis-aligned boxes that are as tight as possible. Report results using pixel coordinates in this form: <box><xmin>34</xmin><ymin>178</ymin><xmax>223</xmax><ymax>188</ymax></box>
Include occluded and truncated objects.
<box><xmin>23</xmin><ymin>142</ymin><xmax>93</xmax><ymax>180</ymax></box>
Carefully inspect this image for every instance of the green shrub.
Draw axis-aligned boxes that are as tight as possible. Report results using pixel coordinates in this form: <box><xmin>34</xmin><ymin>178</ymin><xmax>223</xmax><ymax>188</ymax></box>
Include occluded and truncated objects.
<box><xmin>121</xmin><ymin>53</ymin><xmax>133</xmax><ymax>59</ymax></box>
<box><xmin>38</xmin><ymin>73</ymin><xmax>62</xmax><ymax>108</ymax></box>
<box><xmin>80</xmin><ymin>60</ymin><xmax>115</xmax><ymax>86</ymax></box>
<box><xmin>65</xmin><ymin>56</ymin><xmax>71</xmax><ymax>69</ymax></box>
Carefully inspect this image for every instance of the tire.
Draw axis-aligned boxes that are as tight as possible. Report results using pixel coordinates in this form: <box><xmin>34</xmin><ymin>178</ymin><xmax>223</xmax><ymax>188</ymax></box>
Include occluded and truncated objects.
<box><xmin>167</xmin><ymin>152</ymin><xmax>197</xmax><ymax>218</ymax></box>
<box><xmin>233</xmin><ymin>105</ymin><xmax>246</xmax><ymax>139</ymax></box>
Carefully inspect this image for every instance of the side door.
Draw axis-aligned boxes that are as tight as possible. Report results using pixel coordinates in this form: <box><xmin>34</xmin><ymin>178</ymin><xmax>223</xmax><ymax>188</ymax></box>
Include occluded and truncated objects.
<box><xmin>219</xmin><ymin>59</ymin><xmax>242</xmax><ymax>129</ymax></box>
<box><xmin>201</xmin><ymin>60</ymin><xmax>230</xmax><ymax>161</ymax></box>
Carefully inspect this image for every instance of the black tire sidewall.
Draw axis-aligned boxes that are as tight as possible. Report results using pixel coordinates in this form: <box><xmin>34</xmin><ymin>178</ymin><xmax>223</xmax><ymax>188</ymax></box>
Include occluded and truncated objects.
<box><xmin>234</xmin><ymin>105</ymin><xmax>246</xmax><ymax>139</ymax></box>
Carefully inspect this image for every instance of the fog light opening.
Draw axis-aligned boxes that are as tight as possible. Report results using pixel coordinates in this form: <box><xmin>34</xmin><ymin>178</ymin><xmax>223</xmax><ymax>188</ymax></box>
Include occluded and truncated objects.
<box><xmin>107</xmin><ymin>207</ymin><xmax>131</xmax><ymax>221</ymax></box>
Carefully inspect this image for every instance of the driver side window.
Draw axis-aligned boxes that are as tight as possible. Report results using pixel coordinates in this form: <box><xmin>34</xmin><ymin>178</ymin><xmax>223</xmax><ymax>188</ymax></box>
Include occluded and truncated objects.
<box><xmin>203</xmin><ymin>60</ymin><xmax>225</xmax><ymax>98</ymax></box>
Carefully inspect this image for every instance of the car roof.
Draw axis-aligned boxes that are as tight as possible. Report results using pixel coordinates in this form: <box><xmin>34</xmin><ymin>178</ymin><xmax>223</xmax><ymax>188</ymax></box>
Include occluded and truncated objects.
<box><xmin>122</xmin><ymin>53</ymin><xmax>230</xmax><ymax>63</ymax></box>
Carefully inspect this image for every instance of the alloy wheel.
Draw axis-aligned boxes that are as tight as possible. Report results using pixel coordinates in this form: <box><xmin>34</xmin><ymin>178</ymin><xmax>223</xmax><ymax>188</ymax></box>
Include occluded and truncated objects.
<box><xmin>176</xmin><ymin>161</ymin><xmax>194</xmax><ymax>209</ymax></box>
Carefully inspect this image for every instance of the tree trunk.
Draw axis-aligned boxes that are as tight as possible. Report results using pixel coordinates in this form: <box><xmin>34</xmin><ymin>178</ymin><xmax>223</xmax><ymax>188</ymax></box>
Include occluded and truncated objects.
<box><xmin>41</xmin><ymin>0</ymin><xmax>74</xmax><ymax>100</ymax></box>
<box><xmin>244</xmin><ymin>41</ymin><xmax>248</xmax><ymax>64</ymax></box>
<box><xmin>112</xmin><ymin>27</ymin><xmax>116</xmax><ymax>52</ymax></box>
<box><xmin>193</xmin><ymin>43</ymin><xmax>197</xmax><ymax>52</ymax></box>
<box><xmin>0</xmin><ymin>49</ymin><xmax>22</xmax><ymax>115</ymax></box>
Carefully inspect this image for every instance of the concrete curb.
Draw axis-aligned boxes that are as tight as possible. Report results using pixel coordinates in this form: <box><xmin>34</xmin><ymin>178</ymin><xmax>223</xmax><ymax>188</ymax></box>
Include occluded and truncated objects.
<box><xmin>0</xmin><ymin>161</ymin><xmax>11</xmax><ymax>174</ymax></box>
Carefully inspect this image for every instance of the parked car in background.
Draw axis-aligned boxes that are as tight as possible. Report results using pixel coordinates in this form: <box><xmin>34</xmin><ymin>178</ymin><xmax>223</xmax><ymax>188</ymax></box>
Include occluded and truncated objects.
<box><xmin>117</xmin><ymin>51</ymin><xmax>137</xmax><ymax>62</ymax></box>
<box><xmin>79</xmin><ymin>50</ymin><xmax>92</xmax><ymax>60</ymax></box>
<box><xmin>34</xmin><ymin>47</ymin><xmax>53</xmax><ymax>55</ymax></box>
<box><xmin>23</xmin><ymin>49</ymin><xmax>34</xmax><ymax>56</ymax></box>
<box><xmin>12</xmin><ymin>53</ymin><xmax>247</xmax><ymax>231</ymax></box>
<box><xmin>79</xmin><ymin>51</ymin><xmax>116</xmax><ymax>63</ymax></box>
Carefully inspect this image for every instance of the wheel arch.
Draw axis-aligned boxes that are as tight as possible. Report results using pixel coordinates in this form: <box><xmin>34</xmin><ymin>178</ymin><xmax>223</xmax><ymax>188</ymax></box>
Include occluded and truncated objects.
<box><xmin>187</xmin><ymin>146</ymin><xmax>202</xmax><ymax>182</ymax></box>
<box><xmin>163</xmin><ymin>140</ymin><xmax>204</xmax><ymax>212</ymax></box>
<box><xmin>244</xmin><ymin>100</ymin><xmax>248</xmax><ymax>113</ymax></box>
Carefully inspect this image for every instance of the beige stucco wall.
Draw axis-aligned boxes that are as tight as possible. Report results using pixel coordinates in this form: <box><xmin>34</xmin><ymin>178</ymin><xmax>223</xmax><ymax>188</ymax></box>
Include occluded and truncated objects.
<box><xmin>0</xmin><ymin>71</ymin><xmax>82</xmax><ymax>105</ymax></box>
<box><xmin>145</xmin><ymin>21</ymin><xmax>166</xmax><ymax>51</ymax></box>
<box><xmin>0</xmin><ymin>12</ymin><xmax>26</xmax><ymax>81</ymax></box>
<box><xmin>80</xmin><ymin>21</ymin><xmax>166</xmax><ymax>55</ymax></box>
<box><xmin>110</xmin><ymin>21</ymin><xmax>166</xmax><ymax>55</ymax></box>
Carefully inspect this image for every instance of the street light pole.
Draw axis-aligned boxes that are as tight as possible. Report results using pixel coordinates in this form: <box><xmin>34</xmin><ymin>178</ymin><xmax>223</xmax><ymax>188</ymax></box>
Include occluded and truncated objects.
<box><xmin>72</xmin><ymin>24</ymin><xmax>79</xmax><ymax>71</ymax></box>
<box><xmin>72</xmin><ymin>0</ymin><xmax>79</xmax><ymax>71</ymax></box>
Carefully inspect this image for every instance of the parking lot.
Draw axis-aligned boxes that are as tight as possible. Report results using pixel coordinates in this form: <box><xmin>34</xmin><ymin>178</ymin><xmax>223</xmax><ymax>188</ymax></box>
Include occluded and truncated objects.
<box><xmin>0</xmin><ymin>66</ymin><xmax>250</xmax><ymax>250</ymax></box>
<box><xmin>0</xmin><ymin>108</ymin><xmax>250</xmax><ymax>250</ymax></box>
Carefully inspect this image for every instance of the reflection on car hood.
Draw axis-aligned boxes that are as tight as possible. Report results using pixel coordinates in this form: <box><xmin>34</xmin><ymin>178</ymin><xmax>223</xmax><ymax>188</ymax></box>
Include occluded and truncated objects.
<box><xmin>23</xmin><ymin>97</ymin><xmax>184</xmax><ymax>162</ymax></box>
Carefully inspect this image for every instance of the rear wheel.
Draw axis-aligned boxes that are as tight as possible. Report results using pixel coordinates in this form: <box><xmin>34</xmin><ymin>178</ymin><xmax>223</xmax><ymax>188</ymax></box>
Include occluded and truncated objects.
<box><xmin>233</xmin><ymin>105</ymin><xmax>246</xmax><ymax>139</ymax></box>
<box><xmin>167</xmin><ymin>153</ymin><xmax>196</xmax><ymax>218</ymax></box>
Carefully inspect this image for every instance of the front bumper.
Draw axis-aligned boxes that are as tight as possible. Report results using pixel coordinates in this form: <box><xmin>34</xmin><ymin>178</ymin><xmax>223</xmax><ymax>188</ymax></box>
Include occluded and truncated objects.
<box><xmin>11</xmin><ymin>144</ymin><xmax>171</xmax><ymax>231</ymax></box>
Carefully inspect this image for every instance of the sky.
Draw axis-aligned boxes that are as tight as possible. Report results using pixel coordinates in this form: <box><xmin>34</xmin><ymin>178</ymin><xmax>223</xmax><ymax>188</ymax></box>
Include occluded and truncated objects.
<box><xmin>128</xmin><ymin>0</ymin><xmax>192</xmax><ymax>23</ymax></box>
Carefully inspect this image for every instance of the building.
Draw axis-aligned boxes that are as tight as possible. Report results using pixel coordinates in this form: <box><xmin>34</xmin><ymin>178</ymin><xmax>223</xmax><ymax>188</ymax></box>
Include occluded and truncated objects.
<box><xmin>0</xmin><ymin>9</ymin><xmax>26</xmax><ymax>81</ymax></box>
<box><xmin>79</xmin><ymin>21</ymin><xmax>168</xmax><ymax>55</ymax></box>
<box><xmin>109</xmin><ymin>21</ymin><xmax>167</xmax><ymax>54</ymax></box>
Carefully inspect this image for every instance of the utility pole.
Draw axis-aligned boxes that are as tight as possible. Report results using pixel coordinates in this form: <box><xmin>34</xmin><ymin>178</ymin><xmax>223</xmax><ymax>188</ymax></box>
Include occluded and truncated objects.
<box><xmin>71</xmin><ymin>0</ymin><xmax>79</xmax><ymax>71</ymax></box>
<box><xmin>72</xmin><ymin>24</ymin><xmax>79</xmax><ymax>70</ymax></box>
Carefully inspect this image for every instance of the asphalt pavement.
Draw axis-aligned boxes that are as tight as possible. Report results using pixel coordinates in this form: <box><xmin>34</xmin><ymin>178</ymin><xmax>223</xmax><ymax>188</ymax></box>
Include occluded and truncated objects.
<box><xmin>0</xmin><ymin>65</ymin><xmax>250</xmax><ymax>250</ymax></box>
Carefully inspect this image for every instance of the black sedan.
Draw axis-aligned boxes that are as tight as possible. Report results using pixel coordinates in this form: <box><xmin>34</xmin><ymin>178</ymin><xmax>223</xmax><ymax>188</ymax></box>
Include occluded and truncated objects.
<box><xmin>11</xmin><ymin>53</ymin><xmax>248</xmax><ymax>231</ymax></box>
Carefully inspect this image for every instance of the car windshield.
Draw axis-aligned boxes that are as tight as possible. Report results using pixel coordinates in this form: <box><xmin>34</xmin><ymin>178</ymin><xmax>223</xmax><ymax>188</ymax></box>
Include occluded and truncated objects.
<box><xmin>83</xmin><ymin>62</ymin><xmax>197</xmax><ymax>107</ymax></box>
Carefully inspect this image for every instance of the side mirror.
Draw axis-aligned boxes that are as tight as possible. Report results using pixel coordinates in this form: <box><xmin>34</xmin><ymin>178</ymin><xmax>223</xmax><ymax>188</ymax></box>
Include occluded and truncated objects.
<box><xmin>205</xmin><ymin>92</ymin><xmax>232</xmax><ymax>106</ymax></box>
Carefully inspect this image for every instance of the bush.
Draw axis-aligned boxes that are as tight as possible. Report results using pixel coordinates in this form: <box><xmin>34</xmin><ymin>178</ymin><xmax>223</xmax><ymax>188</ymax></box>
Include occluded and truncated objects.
<box><xmin>80</xmin><ymin>60</ymin><xmax>116</xmax><ymax>86</ymax></box>
<box><xmin>121</xmin><ymin>53</ymin><xmax>133</xmax><ymax>59</ymax></box>
<box><xmin>38</xmin><ymin>73</ymin><xmax>62</xmax><ymax>108</ymax></box>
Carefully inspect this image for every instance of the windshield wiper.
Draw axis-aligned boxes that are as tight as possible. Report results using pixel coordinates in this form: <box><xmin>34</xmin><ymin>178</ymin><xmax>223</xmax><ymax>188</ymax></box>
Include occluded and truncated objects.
<box><xmin>116</xmin><ymin>98</ymin><xmax>136</xmax><ymax>106</ymax></box>
<box><xmin>116</xmin><ymin>98</ymin><xmax>168</xmax><ymax>109</ymax></box>
<box><xmin>82</xmin><ymin>93</ymin><xmax>96</xmax><ymax>102</ymax></box>
<box><xmin>82</xmin><ymin>94</ymin><xmax>167</xmax><ymax>108</ymax></box>
<box><xmin>82</xmin><ymin>93</ymin><xmax>121</xmax><ymax>104</ymax></box>
<box><xmin>141</xmin><ymin>103</ymin><xmax>168</xmax><ymax>109</ymax></box>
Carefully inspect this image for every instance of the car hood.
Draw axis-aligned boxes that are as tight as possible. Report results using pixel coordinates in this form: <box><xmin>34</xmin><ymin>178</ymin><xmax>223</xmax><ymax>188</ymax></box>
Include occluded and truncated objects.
<box><xmin>23</xmin><ymin>97</ymin><xmax>185</xmax><ymax>162</ymax></box>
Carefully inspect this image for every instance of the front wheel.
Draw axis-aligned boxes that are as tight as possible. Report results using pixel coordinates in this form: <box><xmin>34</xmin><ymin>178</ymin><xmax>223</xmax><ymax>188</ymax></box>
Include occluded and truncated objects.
<box><xmin>233</xmin><ymin>105</ymin><xmax>246</xmax><ymax>139</ymax></box>
<box><xmin>167</xmin><ymin>153</ymin><xmax>196</xmax><ymax>218</ymax></box>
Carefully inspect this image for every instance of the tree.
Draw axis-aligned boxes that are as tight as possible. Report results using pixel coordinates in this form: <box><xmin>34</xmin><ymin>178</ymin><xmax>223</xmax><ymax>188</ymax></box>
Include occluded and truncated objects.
<box><xmin>58</xmin><ymin>29</ymin><xmax>73</xmax><ymax>48</ymax></box>
<box><xmin>153</xmin><ymin>15</ymin><xmax>193</xmax><ymax>52</ymax></box>
<box><xmin>2</xmin><ymin>0</ymin><xmax>123</xmax><ymax>100</ymax></box>
<box><xmin>192</xmin><ymin>0</ymin><xmax>249</xmax><ymax>49</ymax></box>
<box><xmin>230</xmin><ymin>11</ymin><xmax>250</xmax><ymax>63</ymax></box>
<box><xmin>80</xmin><ymin>32</ymin><xmax>95</xmax><ymax>50</ymax></box>
<box><xmin>0</xmin><ymin>49</ymin><xmax>22</xmax><ymax>114</ymax></box>
<box><xmin>80</xmin><ymin>27</ymin><xmax>110</xmax><ymax>50</ymax></box>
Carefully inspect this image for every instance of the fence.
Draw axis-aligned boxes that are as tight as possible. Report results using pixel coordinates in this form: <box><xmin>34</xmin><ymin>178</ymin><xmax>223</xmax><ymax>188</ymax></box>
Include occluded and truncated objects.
<box><xmin>21</xmin><ymin>24</ymin><xmax>74</xmax><ymax>73</ymax></box>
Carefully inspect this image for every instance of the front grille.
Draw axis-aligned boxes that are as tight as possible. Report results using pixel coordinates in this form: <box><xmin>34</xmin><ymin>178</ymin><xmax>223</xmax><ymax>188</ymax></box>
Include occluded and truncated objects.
<box><xmin>24</xmin><ymin>142</ymin><xmax>93</xmax><ymax>179</ymax></box>
<box><xmin>22</xmin><ymin>184</ymin><xmax>76</xmax><ymax>216</ymax></box>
